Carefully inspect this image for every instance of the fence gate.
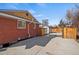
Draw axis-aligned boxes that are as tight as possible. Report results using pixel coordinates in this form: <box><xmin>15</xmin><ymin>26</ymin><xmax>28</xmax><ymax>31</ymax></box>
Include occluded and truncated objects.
<box><xmin>63</xmin><ymin>27</ymin><xmax>77</xmax><ymax>40</ymax></box>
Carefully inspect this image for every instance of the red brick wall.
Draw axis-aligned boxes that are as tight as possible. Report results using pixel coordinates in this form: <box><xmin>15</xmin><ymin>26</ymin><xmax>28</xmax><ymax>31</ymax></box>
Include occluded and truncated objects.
<box><xmin>36</xmin><ymin>24</ymin><xmax>40</xmax><ymax>36</ymax></box>
<box><xmin>0</xmin><ymin>16</ymin><xmax>39</xmax><ymax>45</ymax></box>
<box><xmin>28</xmin><ymin>23</ymin><xmax>39</xmax><ymax>37</ymax></box>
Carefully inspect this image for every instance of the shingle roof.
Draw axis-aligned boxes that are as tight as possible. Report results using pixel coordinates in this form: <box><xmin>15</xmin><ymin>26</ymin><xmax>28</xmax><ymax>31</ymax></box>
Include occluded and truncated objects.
<box><xmin>0</xmin><ymin>9</ymin><xmax>40</xmax><ymax>24</ymax></box>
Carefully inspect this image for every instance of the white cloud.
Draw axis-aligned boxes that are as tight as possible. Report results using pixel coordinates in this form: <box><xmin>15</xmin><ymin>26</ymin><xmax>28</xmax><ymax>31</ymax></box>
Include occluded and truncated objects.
<box><xmin>35</xmin><ymin>14</ymin><xmax>43</xmax><ymax>17</ymax></box>
<box><xmin>36</xmin><ymin>3</ymin><xmax>46</xmax><ymax>7</ymax></box>
<box><xmin>34</xmin><ymin>14</ymin><xmax>43</xmax><ymax>17</ymax></box>
<box><xmin>28</xmin><ymin>9</ymin><xmax>36</xmax><ymax>14</ymax></box>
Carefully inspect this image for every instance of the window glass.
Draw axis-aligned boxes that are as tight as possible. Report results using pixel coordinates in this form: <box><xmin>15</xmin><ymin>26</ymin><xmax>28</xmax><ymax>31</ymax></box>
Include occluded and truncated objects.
<box><xmin>17</xmin><ymin>20</ymin><xmax>26</xmax><ymax>29</ymax></box>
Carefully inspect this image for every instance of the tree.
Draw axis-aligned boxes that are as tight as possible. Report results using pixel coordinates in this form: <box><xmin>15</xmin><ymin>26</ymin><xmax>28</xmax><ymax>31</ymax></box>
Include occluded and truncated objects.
<box><xmin>66</xmin><ymin>9</ymin><xmax>73</xmax><ymax>20</ymax></box>
<box><xmin>58</xmin><ymin>19</ymin><xmax>66</xmax><ymax>28</ymax></box>
<box><xmin>66</xmin><ymin>5</ymin><xmax>79</xmax><ymax>27</ymax></box>
<box><xmin>66</xmin><ymin>9</ymin><xmax>74</xmax><ymax>25</ymax></box>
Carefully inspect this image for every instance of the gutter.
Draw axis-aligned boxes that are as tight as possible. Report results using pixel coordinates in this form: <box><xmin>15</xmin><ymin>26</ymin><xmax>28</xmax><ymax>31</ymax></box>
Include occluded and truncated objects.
<box><xmin>0</xmin><ymin>12</ymin><xmax>40</xmax><ymax>24</ymax></box>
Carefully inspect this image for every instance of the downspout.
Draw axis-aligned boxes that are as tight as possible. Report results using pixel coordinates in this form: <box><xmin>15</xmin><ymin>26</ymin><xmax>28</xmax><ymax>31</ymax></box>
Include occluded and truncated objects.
<box><xmin>28</xmin><ymin>22</ymin><xmax>31</xmax><ymax>38</ymax></box>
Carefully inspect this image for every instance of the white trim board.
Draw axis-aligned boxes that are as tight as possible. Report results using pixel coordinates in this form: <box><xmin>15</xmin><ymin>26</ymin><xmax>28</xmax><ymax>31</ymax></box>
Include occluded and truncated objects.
<box><xmin>0</xmin><ymin>12</ymin><xmax>39</xmax><ymax>24</ymax></box>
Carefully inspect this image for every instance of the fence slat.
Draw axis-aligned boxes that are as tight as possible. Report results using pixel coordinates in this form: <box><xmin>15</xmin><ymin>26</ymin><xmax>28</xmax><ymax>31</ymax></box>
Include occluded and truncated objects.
<box><xmin>63</xmin><ymin>27</ymin><xmax>77</xmax><ymax>40</ymax></box>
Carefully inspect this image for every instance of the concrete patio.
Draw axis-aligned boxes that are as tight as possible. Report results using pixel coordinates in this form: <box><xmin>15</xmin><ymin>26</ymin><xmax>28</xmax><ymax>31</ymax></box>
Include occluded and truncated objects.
<box><xmin>0</xmin><ymin>33</ymin><xmax>79</xmax><ymax>55</ymax></box>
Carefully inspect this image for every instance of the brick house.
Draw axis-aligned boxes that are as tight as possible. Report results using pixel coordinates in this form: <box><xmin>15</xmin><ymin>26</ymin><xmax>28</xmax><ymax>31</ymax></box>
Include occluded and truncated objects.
<box><xmin>0</xmin><ymin>10</ymin><xmax>40</xmax><ymax>46</ymax></box>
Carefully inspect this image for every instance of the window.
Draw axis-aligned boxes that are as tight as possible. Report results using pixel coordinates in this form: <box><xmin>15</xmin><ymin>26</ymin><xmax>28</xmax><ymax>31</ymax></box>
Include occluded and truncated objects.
<box><xmin>17</xmin><ymin>20</ymin><xmax>26</xmax><ymax>29</ymax></box>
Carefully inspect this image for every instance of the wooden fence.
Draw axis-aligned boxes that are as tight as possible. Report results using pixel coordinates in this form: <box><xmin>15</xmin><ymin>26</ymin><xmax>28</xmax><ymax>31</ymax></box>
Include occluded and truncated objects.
<box><xmin>50</xmin><ymin>27</ymin><xmax>62</xmax><ymax>33</ymax></box>
<box><xmin>39</xmin><ymin>28</ymin><xmax>46</xmax><ymax>36</ymax></box>
<box><xmin>63</xmin><ymin>27</ymin><xmax>77</xmax><ymax>39</ymax></box>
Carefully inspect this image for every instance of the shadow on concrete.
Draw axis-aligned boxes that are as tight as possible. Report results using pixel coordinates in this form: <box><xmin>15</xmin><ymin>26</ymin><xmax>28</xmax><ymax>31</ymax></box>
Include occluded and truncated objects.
<box><xmin>9</xmin><ymin>33</ymin><xmax>58</xmax><ymax>49</ymax></box>
<box><xmin>0</xmin><ymin>33</ymin><xmax>61</xmax><ymax>52</ymax></box>
<box><xmin>25</xmin><ymin>34</ymin><xmax>55</xmax><ymax>49</ymax></box>
<box><xmin>0</xmin><ymin>48</ymin><xmax>7</xmax><ymax>52</ymax></box>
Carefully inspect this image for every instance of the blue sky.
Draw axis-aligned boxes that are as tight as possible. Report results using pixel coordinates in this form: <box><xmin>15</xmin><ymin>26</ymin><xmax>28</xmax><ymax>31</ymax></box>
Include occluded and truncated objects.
<box><xmin>0</xmin><ymin>3</ymin><xmax>77</xmax><ymax>25</ymax></box>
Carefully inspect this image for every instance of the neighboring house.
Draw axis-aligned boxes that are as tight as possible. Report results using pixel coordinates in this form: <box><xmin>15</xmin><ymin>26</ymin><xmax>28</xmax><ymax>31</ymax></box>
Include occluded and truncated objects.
<box><xmin>49</xmin><ymin>26</ymin><xmax>53</xmax><ymax>33</ymax></box>
<box><xmin>0</xmin><ymin>10</ymin><xmax>40</xmax><ymax>46</ymax></box>
<box><xmin>43</xmin><ymin>25</ymin><xmax>50</xmax><ymax>34</ymax></box>
<box><xmin>42</xmin><ymin>19</ymin><xmax>49</xmax><ymax>34</ymax></box>
<box><xmin>39</xmin><ymin>24</ymin><xmax>50</xmax><ymax>35</ymax></box>
<box><xmin>49</xmin><ymin>26</ymin><xmax>62</xmax><ymax>33</ymax></box>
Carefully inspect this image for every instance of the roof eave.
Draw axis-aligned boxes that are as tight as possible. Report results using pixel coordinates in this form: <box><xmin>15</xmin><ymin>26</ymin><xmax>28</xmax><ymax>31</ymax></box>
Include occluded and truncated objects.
<box><xmin>0</xmin><ymin>12</ymin><xmax>40</xmax><ymax>24</ymax></box>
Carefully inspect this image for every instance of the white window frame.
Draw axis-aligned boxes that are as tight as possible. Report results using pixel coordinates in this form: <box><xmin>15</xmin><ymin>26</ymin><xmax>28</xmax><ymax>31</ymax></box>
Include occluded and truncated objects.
<box><xmin>17</xmin><ymin>20</ymin><xmax>26</xmax><ymax>29</ymax></box>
